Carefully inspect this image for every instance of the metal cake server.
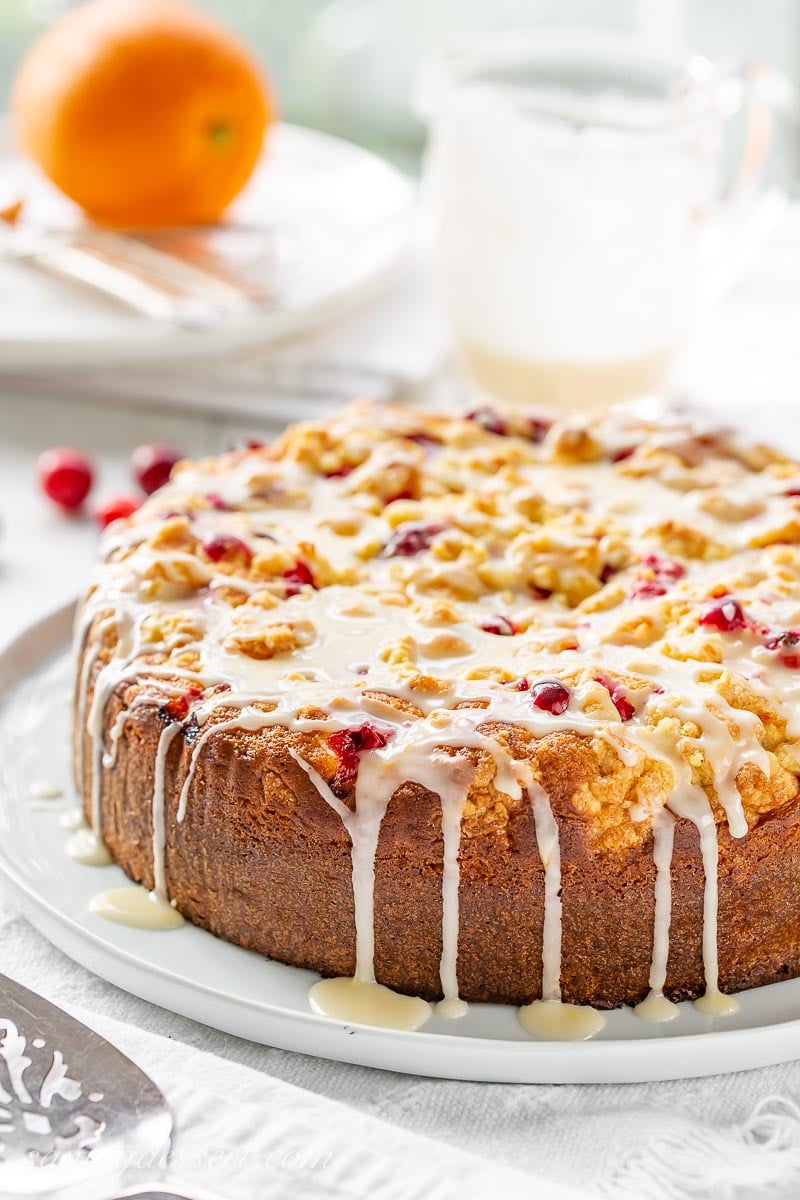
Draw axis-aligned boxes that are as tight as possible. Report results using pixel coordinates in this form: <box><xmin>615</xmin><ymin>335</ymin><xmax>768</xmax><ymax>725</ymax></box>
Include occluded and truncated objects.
<box><xmin>0</xmin><ymin>973</ymin><xmax>224</xmax><ymax>1200</ymax></box>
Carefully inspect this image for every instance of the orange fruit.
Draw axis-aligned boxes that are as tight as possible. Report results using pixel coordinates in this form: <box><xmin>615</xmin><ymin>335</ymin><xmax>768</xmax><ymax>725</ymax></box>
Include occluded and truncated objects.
<box><xmin>11</xmin><ymin>0</ymin><xmax>273</xmax><ymax>227</ymax></box>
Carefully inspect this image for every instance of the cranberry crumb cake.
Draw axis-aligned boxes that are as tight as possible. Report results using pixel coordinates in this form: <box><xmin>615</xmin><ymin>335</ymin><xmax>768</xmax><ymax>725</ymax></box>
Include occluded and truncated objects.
<box><xmin>74</xmin><ymin>402</ymin><xmax>800</xmax><ymax>1022</ymax></box>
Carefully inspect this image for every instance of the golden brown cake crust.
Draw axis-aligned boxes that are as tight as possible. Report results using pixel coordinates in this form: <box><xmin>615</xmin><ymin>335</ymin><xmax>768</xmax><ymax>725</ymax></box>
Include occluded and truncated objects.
<box><xmin>77</xmin><ymin>666</ymin><xmax>800</xmax><ymax>1007</ymax></box>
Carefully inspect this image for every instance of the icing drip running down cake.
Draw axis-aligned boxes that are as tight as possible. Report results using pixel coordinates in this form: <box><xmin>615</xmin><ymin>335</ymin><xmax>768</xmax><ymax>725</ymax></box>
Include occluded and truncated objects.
<box><xmin>74</xmin><ymin>402</ymin><xmax>800</xmax><ymax>1038</ymax></box>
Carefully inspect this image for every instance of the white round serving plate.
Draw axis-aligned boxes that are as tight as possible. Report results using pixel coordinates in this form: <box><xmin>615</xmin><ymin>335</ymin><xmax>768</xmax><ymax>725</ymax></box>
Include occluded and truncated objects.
<box><xmin>3</xmin><ymin>604</ymin><xmax>800</xmax><ymax>1084</ymax></box>
<box><xmin>0</xmin><ymin>123</ymin><xmax>416</xmax><ymax>369</ymax></box>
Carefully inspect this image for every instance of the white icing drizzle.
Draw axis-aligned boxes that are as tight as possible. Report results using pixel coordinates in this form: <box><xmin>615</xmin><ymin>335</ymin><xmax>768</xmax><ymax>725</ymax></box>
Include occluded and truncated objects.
<box><xmin>89</xmin><ymin>885</ymin><xmax>185</xmax><ymax>930</ymax></box>
<box><xmin>59</xmin><ymin>807</ymin><xmax>84</xmax><ymax>832</ymax></box>
<box><xmin>518</xmin><ymin>775</ymin><xmax>607</xmax><ymax>1041</ymax></box>
<box><xmin>289</xmin><ymin>750</ymin><xmax>380</xmax><ymax>981</ymax></box>
<box><xmin>291</xmin><ymin>719</ymin><xmax>484</xmax><ymax>998</ymax></box>
<box><xmin>65</xmin><ymin>825</ymin><xmax>112</xmax><ymax>867</ymax></box>
<box><xmin>518</xmin><ymin>999</ymin><xmax>606</xmax><ymax>1042</ymax></box>
<box><xmin>634</xmin><ymin>808</ymin><xmax>678</xmax><ymax>1023</ymax></box>
<box><xmin>28</xmin><ymin>780</ymin><xmax>62</xmax><ymax>800</ymax></box>
<box><xmin>152</xmin><ymin>722</ymin><xmax>181</xmax><ymax>901</ymax></box>
<box><xmin>308</xmin><ymin>976</ymin><xmax>431</xmax><ymax>1031</ymax></box>
<box><xmin>696</xmin><ymin>809</ymin><xmax>724</xmax><ymax>1006</ymax></box>
<box><xmin>178</xmin><ymin>706</ymin><xmax>284</xmax><ymax>822</ymax></box>
<box><xmin>438</xmin><ymin>761</ymin><xmax>469</xmax><ymax>1017</ymax></box>
<box><xmin>85</xmin><ymin>608</ymin><xmax>138</xmax><ymax>836</ymax></box>
<box><xmin>528</xmin><ymin>779</ymin><xmax>562</xmax><ymax>1003</ymax></box>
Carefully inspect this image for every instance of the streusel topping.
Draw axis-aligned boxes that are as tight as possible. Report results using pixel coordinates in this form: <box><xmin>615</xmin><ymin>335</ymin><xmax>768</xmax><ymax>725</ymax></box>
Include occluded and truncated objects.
<box><xmin>79</xmin><ymin>401</ymin><xmax>800</xmax><ymax>851</ymax></box>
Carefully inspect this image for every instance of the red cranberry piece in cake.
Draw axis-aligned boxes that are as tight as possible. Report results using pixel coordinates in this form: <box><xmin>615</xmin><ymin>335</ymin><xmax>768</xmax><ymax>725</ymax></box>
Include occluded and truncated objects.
<box><xmin>531</xmin><ymin>680</ymin><xmax>570</xmax><ymax>715</ymax></box>
<box><xmin>384</xmin><ymin>489</ymin><xmax>415</xmax><ymax>505</ymax></box>
<box><xmin>597</xmin><ymin>675</ymin><xmax>635</xmax><ymax>721</ymax></box>
<box><xmin>630</xmin><ymin>579</ymin><xmax>668</xmax><ymax>599</ymax></box>
<box><xmin>325</xmin><ymin>463</ymin><xmax>354</xmax><ymax>479</ymax></box>
<box><xmin>611</xmin><ymin>446</ymin><xmax>636</xmax><ymax>463</ymax></box>
<box><xmin>354</xmin><ymin>724</ymin><xmax>391</xmax><ymax>750</ymax></box>
<box><xmin>525</xmin><ymin>416</ymin><xmax>552</xmax><ymax>444</ymax></box>
<box><xmin>699</xmin><ymin>597</ymin><xmax>748</xmax><ymax>633</ymax></box>
<box><xmin>480</xmin><ymin>615</ymin><xmax>517</xmax><ymax>636</ymax></box>
<box><xmin>205</xmin><ymin>492</ymin><xmax>232</xmax><ymax>511</ymax></box>
<box><xmin>465</xmin><ymin>407</ymin><xmax>507</xmax><ymax>436</ymax></box>
<box><xmin>283</xmin><ymin>560</ymin><xmax>317</xmax><ymax>595</ymax></box>
<box><xmin>329</xmin><ymin>723</ymin><xmax>392</xmax><ymax>792</ymax></box>
<box><xmin>641</xmin><ymin>553</ymin><xmax>685</xmax><ymax>581</ymax></box>
<box><xmin>38</xmin><ymin>447</ymin><xmax>93</xmax><ymax>510</ymax></box>
<box><xmin>764</xmin><ymin>629</ymin><xmax>800</xmax><ymax>668</ymax></box>
<box><xmin>131</xmin><ymin>442</ymin><xmax>181</xmax><ymax>495</ymax></box>
<box><xmin>203</xmin><ymin>534</ymin><xmax>253</xmax><ymax>566</ymax></box>
<box><xmin>160</xmin><ymin>686</ymin><xmax>204</xmax><ymax>723</ymax></box>
<box><xmin>381</xmin><ymin>522</ymin><xmax>445</xmax><ymax>558</ymax></box>
<box><xmin>95</xmin><ymin>495</ymin><xmax>140</xmax><ymax>528</ymax></box>
<box><xmin>631</xmin><ymin>553</ymin><xmax>685</xmax><ymax>598</ymax></box>
<box><xmin>406</xmin><ymin>432</ymin><xmax>441</xmax><ymax>449</ymax></box>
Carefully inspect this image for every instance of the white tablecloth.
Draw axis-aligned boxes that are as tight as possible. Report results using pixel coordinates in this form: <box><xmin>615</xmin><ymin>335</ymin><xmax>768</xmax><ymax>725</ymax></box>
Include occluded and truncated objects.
<box><xmin>2</xmin><ymin>213</ymin><xmax>800</xmax><ymax>1200</ymax></box>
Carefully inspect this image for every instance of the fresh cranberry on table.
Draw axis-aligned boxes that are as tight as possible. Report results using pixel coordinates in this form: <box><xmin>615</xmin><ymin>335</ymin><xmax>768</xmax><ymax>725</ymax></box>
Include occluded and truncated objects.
<box><xmin>202</xmin><ymin>534</ymin><xmax>253</xmax><ymax>566</ymax></box>
<box><xmin>480</xmin><ymin>615</ymin><xmax>517</xmax><ymax>636</ymax></box>
<box><xmin>699</xmin><ymin>597</ymin><xmax>749</xmax><ymax>633</ymax></box>
<box><xmin>381</xmin><ymin>522</ymin><xmax>445</xmax><ymax>558</ymax></box>
<box><xmin>95</xmin><ymin>495</ymin><xmax>140</xmax><ymax>529</ymax></box>
<box><xmin>131</xmin><ymin>442</ymin><xmax>181</xmax><ymax>495</ymax></box>
<box><xmin>530</xmin><ymin>680</ymin><xmax>571</xmax><ymax>715</ymax></box>
<box><xmin>464</xmin><ymin>407</ymin><xmax>507</xmax><ymax>436</ymax></box>
<box><xmin>37</xmin><ymin>447</ymin><xmax>93</xmax><ymax>510</ymax></box>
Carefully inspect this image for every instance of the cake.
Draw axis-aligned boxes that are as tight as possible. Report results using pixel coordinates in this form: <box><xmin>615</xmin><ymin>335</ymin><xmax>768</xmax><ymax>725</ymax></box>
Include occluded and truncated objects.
<box><xmin>73</xmin><ymin>401</ymin><xmax>800</xmax><ymax>1031</ymax></box>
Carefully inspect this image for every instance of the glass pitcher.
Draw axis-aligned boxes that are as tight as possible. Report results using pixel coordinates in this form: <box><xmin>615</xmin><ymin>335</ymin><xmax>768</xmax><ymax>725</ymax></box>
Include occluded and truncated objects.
<box><xmin>415</xmin><ymin>32</ymin><xmax>796</xmax><ymax>413</ymax></box>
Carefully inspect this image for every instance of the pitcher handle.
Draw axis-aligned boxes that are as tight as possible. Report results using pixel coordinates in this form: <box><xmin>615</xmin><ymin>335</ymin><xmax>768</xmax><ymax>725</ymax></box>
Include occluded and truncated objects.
<box><xmin>700</xmin><ymin>57</ymin><xmax>797</xmax><ymax>303</ymax></box>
